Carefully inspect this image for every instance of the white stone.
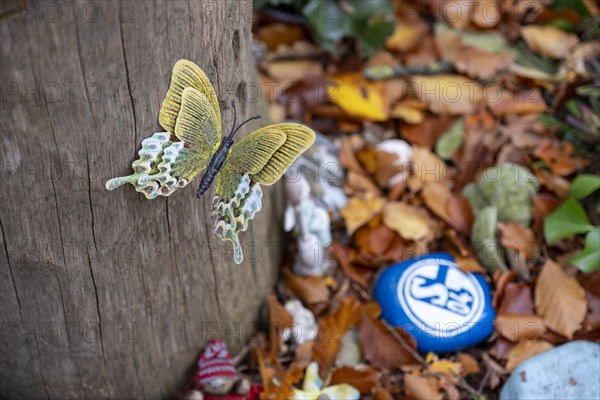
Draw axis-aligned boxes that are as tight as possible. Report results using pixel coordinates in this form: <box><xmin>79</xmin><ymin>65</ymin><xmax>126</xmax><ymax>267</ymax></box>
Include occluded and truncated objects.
<box><xmin>500</xmin><ymin>341</ymin><xmax>600</xmax><ymax>400</ymax></box>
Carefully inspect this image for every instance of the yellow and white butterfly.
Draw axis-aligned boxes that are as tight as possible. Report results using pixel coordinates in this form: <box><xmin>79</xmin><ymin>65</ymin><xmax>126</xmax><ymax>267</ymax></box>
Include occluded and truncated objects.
<box><xmin>106</xmin><ymin>59</ymin><xmax>315</xmax><ymax>263</ymax></box>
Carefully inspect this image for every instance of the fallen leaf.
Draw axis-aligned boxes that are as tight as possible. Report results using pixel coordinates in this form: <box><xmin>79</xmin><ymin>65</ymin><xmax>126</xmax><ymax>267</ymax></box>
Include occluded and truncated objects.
<box><xmin>454</xmin><ymin>47</ymin><xmax>515</xmax><ymax>80</ymax></box>
<box><xmin>330</xmin><ymin>366</ymin><xmax>381</xmax><ymax>394</ymax></box>
<box><xmin>422</xmin><ymin>183</ymin><xmax>471</xmax><ymax>234</ymax></box>
<box><xmin>457</xmin><ymin>353</ymin><xmax>480</xmax><ymax>377</ymax></box>
<box><xmin>400</xmin><ymin>114</ymin><xmax>455</xmax><ymax>149</ymax></box>
<box><xmin>329</xmin><ymin>242</ymin><xmax>372</xmax><ymax>288</ymax></box>
<box><xmin>505</xmin><ymin>341</ymin><xmax>553</xmax><ymax>371</ymax></box>
<box><xmin>440</xmin><ymin>377</ymin><xmax>460</xmax><ymax>400</ymax></box>
<box><xmin>391</xmin><ymin>103</ymin><xmax>424</xmax><ymax>124</ymax></box>
<box><xmin>411</xmin><ymin>75</ymin><xmax>484</xmax><ymax>115</ymax></box>
<box><xmin>256</xmin><ymin>23</ymin><xmax>304</xmax><ymax>50</ymax></box>
<box><xmin>535</xmin><ymin>259</ymin><xmax>587</xmax><ymax>339</ymax></box>
<box><xmin>455</xmin><ymin>255</ymin><xmax>487</xmax><ymax>273</ymax></box>
<box><xmin>487</xmin><ymin>90</ymin><xmax>547</xmax><ymax>116</ymax></box>
<box><xmin>404</xmin><ymin>374</ymin><xmax>443</xmax><ymax>400</ymax></box>
<box><xmin>359</xmin><ymin>306</ymin><xmax>418</xmax><ymax>369</ymax></box>
<box><xmin>498</xmin><ymin>282</ymin><xmax>535</xmax><ymax>316</ymax></box>
<box><xmin>382</xmin><ymin>202</ymin><xmax>435</xmax><ymax>241</ymax></box>
<box><xmin>268</xmin><ymin>295</ymin><xmax>294</xmax><ymax>356</ymax></box>
<box><xmin>283</xmin><ymin>269</ymin><xmax>330</xmax><ymax>305</ymax></box>
<box><xmin>313</xmin><ymin>296</ymin><xmax>362</xmax><ymax>377</ymax></box>
<box><xmin>386</xmin><ymin>20</ymin><xmax>427</xmax><ymax>52</ymax></box>
<box><xmin>535</xmin><ymin>168</ymin><xmax>570</xmax><ymax>198</ymax></box>
<box><xmin>498</xmin><ymin>222</ymin><xmax>539</xmax><ymax>260</ymax></box>
<box><xmin>534</xmin><ymin>139</ymin><xmax>585</xmax><ymax>176</ymax></box>
<box><xmin>346</xmin><ymin>171</ymin><xmax>382</xmax><ymax>197</ymax></box>
<box><xmin>495</xmin><ymin>314</ymin><xmax>547</xmax><ymax>342</ymax></box>
<box><xmin>409</xmin><ymin>146</ymin><xmax>447</xmax><ymax>189</ymax></box>
<box><xmin>427</xmin><ymin>357</ymin><xmax>462</xmax><ymax>377</ymax></box>
<box><xmin>265</xmin><ymin>60</ymin><xmax>323</xmax><ymax>81</ymax></box>
<box><xmin>340</xmin><ymin>195</ymin><xmax>386</xmax><ymax>235</ymax></box>
<box><xmin>521</xmin><ymin>25</ymin><xmax>579</xmax><ymax>59</ymax></box>
<box><xmin>472</xmin><ymin>0</ymin><xmax>501</xmax><ymax>27</ymax></box>
<box><xmin>328</xmin><ymin>73</ymin><xmax>388</xmax><ymax>121</ymax></box>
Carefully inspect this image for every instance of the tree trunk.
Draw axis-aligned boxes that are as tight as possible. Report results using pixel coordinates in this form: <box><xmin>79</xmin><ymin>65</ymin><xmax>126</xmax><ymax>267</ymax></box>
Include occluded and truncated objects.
<box><xmin>0</xmin><ymin>1</ymin><xmax>282</xmax><ymax>398</ymax></box>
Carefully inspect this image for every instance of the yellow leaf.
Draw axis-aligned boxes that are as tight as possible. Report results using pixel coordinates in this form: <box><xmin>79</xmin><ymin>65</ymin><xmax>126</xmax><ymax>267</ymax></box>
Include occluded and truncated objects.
<box><xmin>340</xmin><ymin>195</ymin><xmax>386</xmax><ymax>235</ymax></box>
<box><xmin>382</xmin><ymin>202</ymin><xmax>434</xmax><ymax>241</ymax></box>
<box><xmin>534</xmin><ymin>259</ymin><xmax>587</xmax><ymax>339</ymax></box>
<box><xmin>328</xmin><ymin>74</ymin><xmax>388</xmax><ymax>121</ymax></box>
<box><xmin>428</xmin><ymin>358</ymin><xmax>463</xmax><ymax>377</ymax></box>
<box><xmin>411</xmin><ymin>75</ymin><xmax>483</xmax><ymax>115</ymax></box>
<box><xmin>391</xmin><ymin>103</ymin><xmax>424</xmax><ymax>124</ymax></box>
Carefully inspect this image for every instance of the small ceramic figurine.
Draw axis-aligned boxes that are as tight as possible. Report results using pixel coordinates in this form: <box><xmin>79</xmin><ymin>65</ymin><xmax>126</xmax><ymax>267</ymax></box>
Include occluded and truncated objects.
<box><xmin>185</xmin><ymin>339</ymin><xmax>258</xmax><ymax>400</ymax></box>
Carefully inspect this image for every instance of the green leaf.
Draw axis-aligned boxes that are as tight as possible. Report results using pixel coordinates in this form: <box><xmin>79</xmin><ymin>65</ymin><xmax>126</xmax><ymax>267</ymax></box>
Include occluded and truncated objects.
<box><xmin>435</xmin><ymin>117</ymin><xmax>464</xmax><ymax>160</ymax></box>
<box><xmin>570</xmin><ymin>174</ymin><xmax>600</xmax><ymax>200</ymax></box>
<box><xmin>544</xmin><ymin>196</ymin><xmax>594</xmax><ymax>243</ymax></box>
<box><xmin>302</xmin><ymin>0</ymin><xmax>349</xmax><ymax>52</ymax></box>
<box><xmin>434</xmin><ymin>23</ymin><xmax>514</xmax><ymax>54</ymax></box>
<box><xmin>302</xmin><ymin>0</ymin><xmax>395</xmax><ymax>57</ymax></box>
<box><xmin>570</xmin><ymin>228</ymin><xmax>600</xmax><ymax>273</ymax></box>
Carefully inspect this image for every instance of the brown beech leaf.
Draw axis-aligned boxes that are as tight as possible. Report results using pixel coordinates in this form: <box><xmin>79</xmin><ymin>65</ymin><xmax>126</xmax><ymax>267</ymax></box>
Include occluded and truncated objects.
<box><xmin>408</xmin><ymin>146</ymin><xmax>448</xmax><ymax>190</ymax></box>
<box><xmin>498</xmin><ymin>222</ymin><xmax>539</xmax><ymax>260</ymax></box>
<box><xmin>535</xmin><ymin>168</ymin><xmax>570</xmax><ymax>198</ymax></box>
<box><xmin>404</xmin><ymin>374</ymin><xmax>443</xmax><ymax>400</ymax></box>
<box><xmin>345</xmin><ymin>170</ymin><xmax>382</xmax><ymax>197</ymax></box>
<box><xmin>382</xmin><ymin>202</ymin><xmax>435</xmax><ymax>241</ymax></box>
<box><xmin>505</xmin><ymin>341</ymin><xmax>553</xmax><ymax>371</ymax></box>
<box><xmin>329</xmin><ymin>242</ymin><xmax>372</xmax><ymax>288</ymax></box>
<box><xmin>535</xmin><ymin>259</ymin><xmax>587</xmax><ymax>339</ymax></box>
<box><xmin>340</xmin><ymin>195</ymin><xmax>386</xmax><ymax>235</ymax></box>
<box><xmin>457</xmin><ymin>353</ymin><xmax>480</xmax><ymax>377</ymax></box>
<box><xmin>330</xmin><ymin>366</ymin><xmax>381</xmax><ymax>394</ymax></box>
<box><xmin>533</xmin><ymin>139</ymin><xmax>584</xmax><ymax>176</ymax></box>
<box><xmin>339</xmin><ymin>137</ymin><xmax>367</xmax><ymax>174</ymax></box>
<box><xmin>256</xmin><ymin>23</ymin><xmax>304</xmax><ymax>50</ymax></box>
<box><xmin>412</xmin><ymin>75</ymin><xmax>484</xmax><ymax>115</ymax></box>
<box><xmin>359</xmin><ymin>308</ymin><xmax>418</xmax><ymax>369</ymax></box>
<box><xmin>453</xmin><ymin>47</ymin><xmax>514</xmax><ymax>80</ymax></box>
<box><xmin>498</xmin><ymin>282</ymin><xmax>535</xmax><ymax>316</ymax></box>
<box><xmin>495</xmin><ymin>314</ymin><xmax>547</xmax><ymax>342</ymax></box>
<box><xmin>521</xmin><ymin>25</ymin><xmax>579</xmax><ymax>59</ymax></box>
<box><xmin>422</xmin><ymin>183</ymin><xmax>471</xmax><ymax>234</ymax></box>
<box><xmin>283</xmin><ymin>269</ymin><xmax>329</xmax><ymax>305</ymax></box>
<box><xmin>400</xmin><ymin>115</ymin><xmax>455</xmax><ymax>148</ymax></box>
<box><xmin>313</xmin><ymin>296</ymin><xmax>362</xmax><ymax>376</ymax></box>
<box><xmin>487</xmin><ymin>90</ymin><xmax>547</xmax><ymax>116</ymax></box>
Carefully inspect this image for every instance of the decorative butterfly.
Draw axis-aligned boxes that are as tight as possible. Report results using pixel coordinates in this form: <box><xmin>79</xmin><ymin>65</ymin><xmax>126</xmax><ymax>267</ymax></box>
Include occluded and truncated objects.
<box><xmin>106</xmin><ymin>60</ymin><xmax>315</xmax><ymax>264</ymax></box>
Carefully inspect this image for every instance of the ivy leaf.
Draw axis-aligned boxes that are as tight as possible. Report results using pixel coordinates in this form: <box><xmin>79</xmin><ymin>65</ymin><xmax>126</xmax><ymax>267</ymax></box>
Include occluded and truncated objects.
<box><xmin>569</xmin><ymin>174</ymin><xmax>600</xmax><ymax>200</ymax></box>
<box><xmin>570</xmin><ymin>228</ymin><xmax>600</xmax><ymax>273</ymax></box>
<box><xmin>544</xmin><ymin>197</ymin><xmax>593</xmax><ymax>243</ymax></box>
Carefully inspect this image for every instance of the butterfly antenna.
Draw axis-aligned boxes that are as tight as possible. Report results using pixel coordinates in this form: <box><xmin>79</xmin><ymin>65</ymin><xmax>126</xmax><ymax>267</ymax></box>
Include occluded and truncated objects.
<box><xmin>227</xmin><ymin>100</ymin><xmax>261</xmax><ymax>140</ymax></box>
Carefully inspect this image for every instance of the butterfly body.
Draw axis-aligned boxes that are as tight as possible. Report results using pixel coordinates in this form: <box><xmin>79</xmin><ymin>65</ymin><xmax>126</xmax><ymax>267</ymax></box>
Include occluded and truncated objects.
<box><xmin>197</xmin><ymin>136</ymin><xmax>234</xmax><ymax>197</ymax></box>
<box><xmin>106</xmin><ymin>59</ymin><xmax>315</xmax><ymax>263</ymax></box>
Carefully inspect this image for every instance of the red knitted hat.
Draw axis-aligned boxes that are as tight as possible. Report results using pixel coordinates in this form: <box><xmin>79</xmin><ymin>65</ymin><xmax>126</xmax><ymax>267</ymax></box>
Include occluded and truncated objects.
<box><xmin>195</xmin><ymin>339</ymin><xmax>238</xmax><ymax>389</ymax></box>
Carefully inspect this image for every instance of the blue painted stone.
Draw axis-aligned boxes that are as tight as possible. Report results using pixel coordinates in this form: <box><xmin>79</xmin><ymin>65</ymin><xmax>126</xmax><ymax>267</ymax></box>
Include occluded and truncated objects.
<box><xmin>373</xmin><ymin>252</ymin><xmax>495</xmax><ymax>353</ymax></box>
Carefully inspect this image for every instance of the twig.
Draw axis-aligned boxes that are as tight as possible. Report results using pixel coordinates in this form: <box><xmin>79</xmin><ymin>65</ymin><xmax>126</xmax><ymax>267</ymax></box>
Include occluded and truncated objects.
<box><xmin>364</xmin><ymin>60</ymin><xmax>454</xmax><ymax>81</ymax></box>
<box><xmin>380</xmin><ymin>318</ymin><xmax>427</xmax><ymax>366</ymax></box>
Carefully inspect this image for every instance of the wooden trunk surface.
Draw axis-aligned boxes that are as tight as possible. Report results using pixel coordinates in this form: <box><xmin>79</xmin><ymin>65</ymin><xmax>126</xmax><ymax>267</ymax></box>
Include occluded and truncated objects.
<box><xmin>0</xmin><ymin>1</ymin><xmax>283</xmax><ymax>398</ymax></box>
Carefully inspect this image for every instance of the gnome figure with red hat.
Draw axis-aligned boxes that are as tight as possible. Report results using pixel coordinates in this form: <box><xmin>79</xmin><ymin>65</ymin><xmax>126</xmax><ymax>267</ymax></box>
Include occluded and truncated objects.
<box><xmin>185</xmin><ymin>339</ymin><xmax>258</xmax><ymax>400</ymax></box>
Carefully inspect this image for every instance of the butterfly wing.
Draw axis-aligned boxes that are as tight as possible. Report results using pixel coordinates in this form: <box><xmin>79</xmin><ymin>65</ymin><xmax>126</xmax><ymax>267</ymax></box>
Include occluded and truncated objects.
<box><xmin>105</xmin><ymin>61</ymin><xmax>222</xmax><ymax>199</ymax></box>
<box><xmin>210</xmin><ymin>123</ymin><xmax>315</xmax><ymax>263</ymax></box>
<box><xmin>217</xmin><ymin>123</ymin><xmax>316</xmax><ymax>200</ymax></box>
<box><xmin>159</xmin><ymin>59</ymin><xmax>221</xmax><ymax>136</ymax></box>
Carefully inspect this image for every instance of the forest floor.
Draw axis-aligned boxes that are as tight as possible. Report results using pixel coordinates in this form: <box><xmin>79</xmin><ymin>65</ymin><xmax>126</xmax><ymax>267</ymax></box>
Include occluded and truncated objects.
<box><xmin>214</xmin><ymin>1</ymin><xmax>599</xmax><ymax>399</ymax></box>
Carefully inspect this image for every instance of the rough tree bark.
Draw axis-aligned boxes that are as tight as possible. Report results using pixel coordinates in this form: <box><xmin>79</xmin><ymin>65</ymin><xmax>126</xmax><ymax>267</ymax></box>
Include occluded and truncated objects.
<box><xmin>0</xmin><ymin>1</ymin><xmax>283</xmax><ymax>398</ymax></box>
